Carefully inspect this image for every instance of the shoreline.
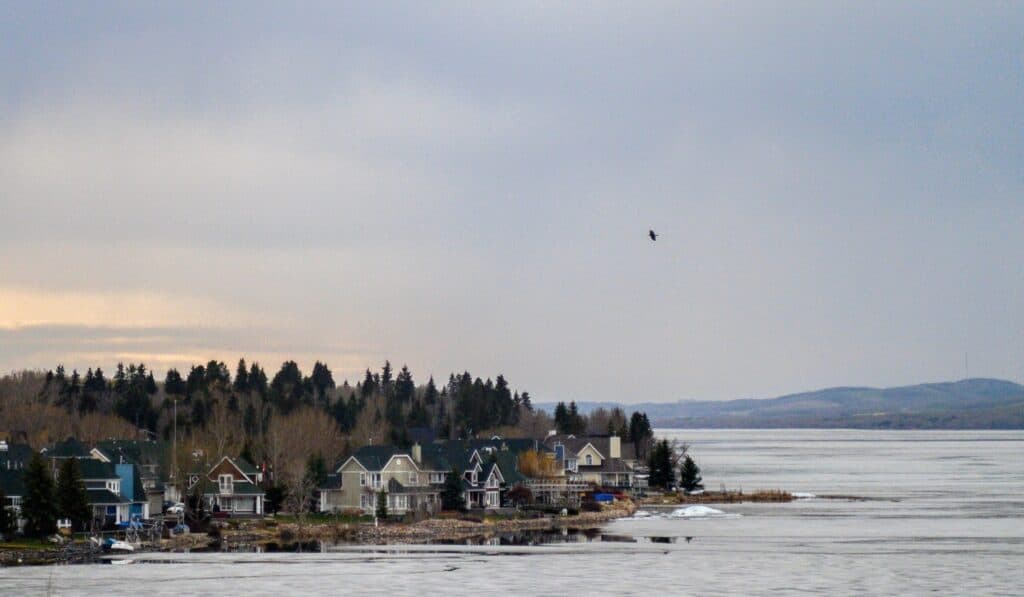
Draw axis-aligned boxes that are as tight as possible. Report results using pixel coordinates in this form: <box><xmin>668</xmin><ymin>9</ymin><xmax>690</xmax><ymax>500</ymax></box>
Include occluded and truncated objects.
<box><xmin>6</xmin><ymin>491</ymin><xmax>878</xmax><ymax>565</ymax></box>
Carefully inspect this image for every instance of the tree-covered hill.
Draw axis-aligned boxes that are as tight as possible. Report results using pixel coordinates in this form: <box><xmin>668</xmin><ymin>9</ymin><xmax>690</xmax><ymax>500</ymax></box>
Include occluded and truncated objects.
<box><xmin>538</xmin><ymin>379</ymin><xmax>1024</xmax><ymax>429</ymax></box>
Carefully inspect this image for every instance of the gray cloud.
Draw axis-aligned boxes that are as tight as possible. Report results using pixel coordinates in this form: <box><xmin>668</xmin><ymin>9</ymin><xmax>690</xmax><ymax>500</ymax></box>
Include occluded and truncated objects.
<box><xmin>1</xmin><ymin>3</ymin><xmax>1021</xmax><ymax>400</ymax></box>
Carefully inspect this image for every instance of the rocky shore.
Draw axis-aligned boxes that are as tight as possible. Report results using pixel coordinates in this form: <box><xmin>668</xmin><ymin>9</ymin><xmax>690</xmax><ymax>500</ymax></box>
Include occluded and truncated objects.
<box><xmin>209</xmin><ymin>501</ymin><xmax>638</xmax><ymax>548</ymax></box>
<box><xmin>3</xmin><ymin>502</ymin><xmax>637</xmax><ymax>564</ymax></box>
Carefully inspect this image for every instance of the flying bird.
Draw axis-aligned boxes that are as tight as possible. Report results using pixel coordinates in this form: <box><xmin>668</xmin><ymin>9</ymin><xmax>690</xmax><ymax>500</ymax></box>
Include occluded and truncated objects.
<box><xmin>649</xmin><ymin>230</ymin><xmax>658</xmax><ymax>241</ymax></box>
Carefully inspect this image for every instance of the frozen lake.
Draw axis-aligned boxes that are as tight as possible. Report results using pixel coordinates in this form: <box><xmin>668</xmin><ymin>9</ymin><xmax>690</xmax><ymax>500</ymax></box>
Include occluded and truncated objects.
<box><xmin>3</xmin><ymin>429</ymin><xmax>1023</xmax><ymax>595</ymax></box>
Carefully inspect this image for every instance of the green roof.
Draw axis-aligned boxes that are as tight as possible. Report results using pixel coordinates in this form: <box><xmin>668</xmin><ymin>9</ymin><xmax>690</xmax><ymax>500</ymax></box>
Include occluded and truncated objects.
<box><xmin>47</xmin><ymin>437</ymin><xmax>90</xmax><ymax>458</ymax></box>
<box><xmin>76</xmin><ymin>458</ymin><xmax>118</xmax><ymax>480</ymax></box>
<box><xmin>87</xmin><ymin>488</ymin><xmax>129</xmax><ymax>505</ymax></box>
<box><xmin>351</xmin><ymin>446</ymin><xmax>402</xmax><ymax>470</ymax></box>
<box><xmin>96</xmin><ymin>439</ymin><xmax>169</xmax><ymax>467</ymax></box>
<box><xmin>235</xmin><ymin>458</ymin><xmax>258</xmax><ymax>475</ymax></box>
<box><xmin>494</xmin><ymin>451</ymin><xmax>526</xmax><ymax>485</ymax></box>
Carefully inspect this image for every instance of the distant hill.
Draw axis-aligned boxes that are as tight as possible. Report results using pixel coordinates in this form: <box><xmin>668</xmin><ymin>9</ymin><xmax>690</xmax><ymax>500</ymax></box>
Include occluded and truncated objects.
<box><xmin>536</xmin><ymin>379</ymin><xmax>1024</xmax><ymax>429</ymax></box>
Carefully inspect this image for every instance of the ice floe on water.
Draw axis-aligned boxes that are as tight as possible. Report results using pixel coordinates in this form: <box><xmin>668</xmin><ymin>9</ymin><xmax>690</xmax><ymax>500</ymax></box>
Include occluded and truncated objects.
<box><xmin>623</xmin><ymin>506</ymin><xmax>740</xmax><ymax>521</ymax></box>
<box><xmin>791</xmin><ymin>492</ymin><xmax>817</xmax><ymax>499</ymax></box>
<box><xmin>670</xmin><ymin>506</ymin><xmax>732</xmax><ymax>518</ymax></box>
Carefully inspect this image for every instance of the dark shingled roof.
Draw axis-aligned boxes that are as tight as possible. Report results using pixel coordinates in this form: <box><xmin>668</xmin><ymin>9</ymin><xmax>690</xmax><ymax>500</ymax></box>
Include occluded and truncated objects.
<box><xmin>351</xmin><ymin>446</ymin><xmax>403</xmax><ymax>470</ymax></box>
<box><xmin>77</xmin><ymin>458</ymin><xmax>119</xmax><ymax>480</ymax></box>
<box><xmin>493</xmin><ymin>451</ymin><xmax>526</xmax><ymax>485</ymax></box>
<box><xmin>87</xmin><ymin>488</ymin><xmax>129</xmax><ymax>505</ymax></box>
<box><xmin>321</xmin><ymin>473</ymin><xmax>343</xmax><ymax>490</ymax></box>
<box><xmin>467</xmin><ymin>438</ymin><xmax>543</xmax><ymax>456</ymax></box>
<box><xmin>46</xmin><ymin>437</ymin><xmax>90</xmax><ymax>458</ymax></box>
<box><xmin>95</xmin><ymin>439</ymin><xmax>170</xmax><ymax>468</ymax></box>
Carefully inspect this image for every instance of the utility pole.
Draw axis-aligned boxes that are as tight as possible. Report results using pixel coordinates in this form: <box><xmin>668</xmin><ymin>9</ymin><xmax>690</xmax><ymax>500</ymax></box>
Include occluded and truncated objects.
<box><xmin>172</xmin><ymin>398</ymin><xmax>178</xmax><ymax>484</ymax></box>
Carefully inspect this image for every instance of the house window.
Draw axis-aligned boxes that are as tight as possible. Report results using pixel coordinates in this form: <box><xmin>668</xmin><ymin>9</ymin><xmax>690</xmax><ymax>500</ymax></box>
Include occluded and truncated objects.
<box><xmin>219</xmin><ymin>474</ymin><xmax>233</xmax><ymax>494</ymax></box>
<box><xmin>585</xmin><ymin>455</ymin><xmax>593</xmax><ymax>465</ymax></box>
<box><xmin>409</xmin><ymin>472</ymin><xmax>418</xmax><ymax>485</ymax></box>
<box><xmin>371</xmin><ymin>473</ymin><xmax>382</xmax><ymax>489</ymax></box>
<box><xmin>361</xmin><ymin>494</ymin><xmax>371</xmax><ymax>509</ymax></box>
<box><xmin>359</xmin><ymin>473</ymin><xmax>367</xmax><ymax>487</ymax></box>
<box><xmin>389</xmin><ymin>494</ymin><xmax>408</xmax><ymax>511</ymax></box>
<box><xmin>567</xmin><ymin>458</ymin><xmax>578</xmax><ymax>472</ymax></box>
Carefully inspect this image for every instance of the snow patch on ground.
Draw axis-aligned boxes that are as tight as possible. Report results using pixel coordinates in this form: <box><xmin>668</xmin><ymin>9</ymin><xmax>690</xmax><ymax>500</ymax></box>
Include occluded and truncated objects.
<box><xmin>670</xmin><ymin>506</ymin><xmax>738</xmax><ymax>519</ymax></box>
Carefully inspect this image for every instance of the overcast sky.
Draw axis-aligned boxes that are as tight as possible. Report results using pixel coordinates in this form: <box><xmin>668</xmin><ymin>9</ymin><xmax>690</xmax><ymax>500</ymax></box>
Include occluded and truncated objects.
<box><xmin>1</xmin><ymin>2</ymin><xmax>1021</xmax><ymax>402</ymax></box>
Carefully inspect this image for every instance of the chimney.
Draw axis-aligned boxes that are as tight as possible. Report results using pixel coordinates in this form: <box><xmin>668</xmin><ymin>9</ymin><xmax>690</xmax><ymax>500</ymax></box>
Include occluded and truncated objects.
<box><xmin>411</xmin><ymin>442</ymin><xmax>422</xmax><ymax>465</ymax></box>
<box><xmin>609</xmin><ymin>436</ymin><xmax>621</xmax><ymax>459</ymax></box>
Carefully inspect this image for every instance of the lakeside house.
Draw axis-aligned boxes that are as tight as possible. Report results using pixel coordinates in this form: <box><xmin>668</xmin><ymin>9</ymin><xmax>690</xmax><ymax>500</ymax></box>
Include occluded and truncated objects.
<box><xmin>543</xmin><ymin>434</ymin><xmax>637</xmax><ymax>489</ymax></box>
<box><xmin>320</xmin><ymin>444</ymin><xmax>445</xmax><ymax>515</ymax></box>
<box><xmin>319</xmin><ymin>440</ymin><xmax>535</xmax><ymax>515</ymax></box>
<box><xmin>186</xmin><ymin>456</ymin><xmax>266</xmax><ymax>516</ymax></box>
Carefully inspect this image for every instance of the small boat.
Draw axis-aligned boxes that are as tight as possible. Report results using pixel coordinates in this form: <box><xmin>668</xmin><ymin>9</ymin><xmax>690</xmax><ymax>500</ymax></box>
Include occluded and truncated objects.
<box><xmin>102</xmin><ymin>538</ymin><xmax>136</xmax><ymax>552</ymax></box>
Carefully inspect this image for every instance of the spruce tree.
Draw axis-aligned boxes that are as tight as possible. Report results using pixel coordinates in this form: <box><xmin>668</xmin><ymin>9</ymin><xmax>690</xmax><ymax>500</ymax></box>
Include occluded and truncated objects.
<box><xmin>56</xmin><ymin>458</ymin><xmax>92</xmax><ymax>531</ymax></box>
<box><xmin>375</xmin><ymin>490</ymin><xmax>388</xmax><ymax>519</ymax></box>
<box><xmin>21</xmin><ymin>452</ymin><xmax>57</xmax><ymax>538</ymax></box>
<box><xmin>441</xmin><ymin>466</ymin><xmax>466</xmax><ymax>512</ymax></box>
<box><xmin>679</xmin><ymin>455</ymin><xmax>704</xmax><ymax>493</ymax></box>
<box><xmin>647</xmin><ymin>439</ymin><xmax>675</xmax><ymax>490</ymax></box>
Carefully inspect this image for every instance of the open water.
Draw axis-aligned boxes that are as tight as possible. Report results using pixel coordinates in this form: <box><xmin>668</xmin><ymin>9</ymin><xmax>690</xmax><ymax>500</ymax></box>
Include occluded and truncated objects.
<box><xmin>3</xmin><ymin>429</ymin><xmax>1022</xmax><ymax>595</ymax></box>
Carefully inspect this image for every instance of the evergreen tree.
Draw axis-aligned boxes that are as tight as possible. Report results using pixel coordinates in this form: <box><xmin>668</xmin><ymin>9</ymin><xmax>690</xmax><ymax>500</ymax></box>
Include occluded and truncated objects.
<box><xmin>270</xmin><ymin>361</ymin><xmax>305</xmax><ymax>413</ymax></box>
<box><xmin>423</xmin><ymin>377</ymin><xmax>438</xmax><ymax>405</ymax></box>
<box><xmin>309</xmin><ymin>361</ymin><xmax>335</xmax><ymax>407</ymax></box>
<box><xmin>56</xmin><ymin>458</ymin><xmax>92</xmax><ymax>531</ymax></box>
<box><xmin>0</xmin><ymin>488</ymin><xmax>14</xmax><ymax>538</ymax></box>
<box><xmin>21</xmin><ymin>452</ymin><xmax>57</xmax><ymax>538</ymax></box>
<box><xmin>441</xmin><ymin>467</ymin><xmax>465</xmax><ymax>512</ymax></box>
<box><xmin>647</xmin><ymin>439</ymin><xmax>675</xmax><ymax>490</ymax></box>
<box><xmin>554</xmin><ymin>402</ymin><xmax>569</xmax><ymax>433</ymax></box>
<box><xmin>375</xmin><ymin>490</ymin><xmax>388</xmax><ymax>519</ymax></box>
<box><xmin>248</xmin><ymin>362</ymin><xmax>268</xmax><ymax>396</ymax></box>
<box><xmin>233</xmin><ymin>359</ymin><xmax>250</xmax><ymax>393</ymax></box>
<box><xmin>164</xmin><ymin>368</ymin><xmax>187</xmax><ymax>396</ymax></box>
<box><xmin>679</xmin><ymin>455</ymin><xmax>704</xmax><ymax>493</ymax></box>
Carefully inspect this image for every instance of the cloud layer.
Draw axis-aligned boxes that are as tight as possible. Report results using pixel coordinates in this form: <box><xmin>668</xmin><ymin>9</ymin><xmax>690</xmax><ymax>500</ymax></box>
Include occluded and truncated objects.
<box><xmin>1</xmin><ymin>3</ymin><xmax>1021</xmax><ymax>400</ymax></box>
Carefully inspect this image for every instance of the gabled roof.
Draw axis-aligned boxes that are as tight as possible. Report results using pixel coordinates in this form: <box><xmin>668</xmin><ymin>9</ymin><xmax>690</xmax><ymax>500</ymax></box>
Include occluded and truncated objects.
<box><xmin>578</xmin><ymin>458</ymin><xmax>634</xmax><ymax>474</ymax></box>
<box><xmin>350</xmin><ymin>446</ymin><xmax>403</xmax><ymax>471</ymax></box>
<box><xmin>493</xmin><ymin>451</ymin><xmax>526</xmax><ymax>485</ymax></box>
<box><xmin>207</xmin><ymin>456</ymin><xmax>255</xmax><ymax>483</ymax></box>
<box><xmin>46</xmin><ymin>437</ymin><xmax>90</xmax><ymax>458</ymax></box>
<box><xmin>238</xmin><ymin>458</ymin><xmax>259</xmax><ymax>475</ymax></box>
<box><xmin>544</xmin><ymin>435</ymin><xmax>631</xmax><ymax>461</ymax></box>
<box><xmin>94</xmin><ymin>439</ymin><xmax>169</xmax><ymax>467</ymax></box>
<box><xmin>87</xmin><ymin>488</ymin><xmax>129</xmax><ymax>505</ymax></box>
<box><xmin>466</xmin><ymin>438</ymin><xmax>543</xmax><ymax>456</ymax></box>
<box><xmin>77</xmin><ymin>458</ymin><xmax>119</xmax><ymax>480</ymax></box>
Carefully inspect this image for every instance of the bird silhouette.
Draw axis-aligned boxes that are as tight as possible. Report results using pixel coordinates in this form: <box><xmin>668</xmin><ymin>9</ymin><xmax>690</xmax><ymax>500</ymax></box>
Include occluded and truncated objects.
<box><xmin>649</xmin><ymin>230</ymin><xmax>658</xmax><ymax>241</ymax></box>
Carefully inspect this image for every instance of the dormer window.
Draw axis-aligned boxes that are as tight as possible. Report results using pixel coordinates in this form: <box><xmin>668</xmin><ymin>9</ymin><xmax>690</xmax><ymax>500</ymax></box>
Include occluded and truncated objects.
<box><xmin>585</xmin><ymin>454</ymin><xmax>593</xmax><ymax>465</ymax></box>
